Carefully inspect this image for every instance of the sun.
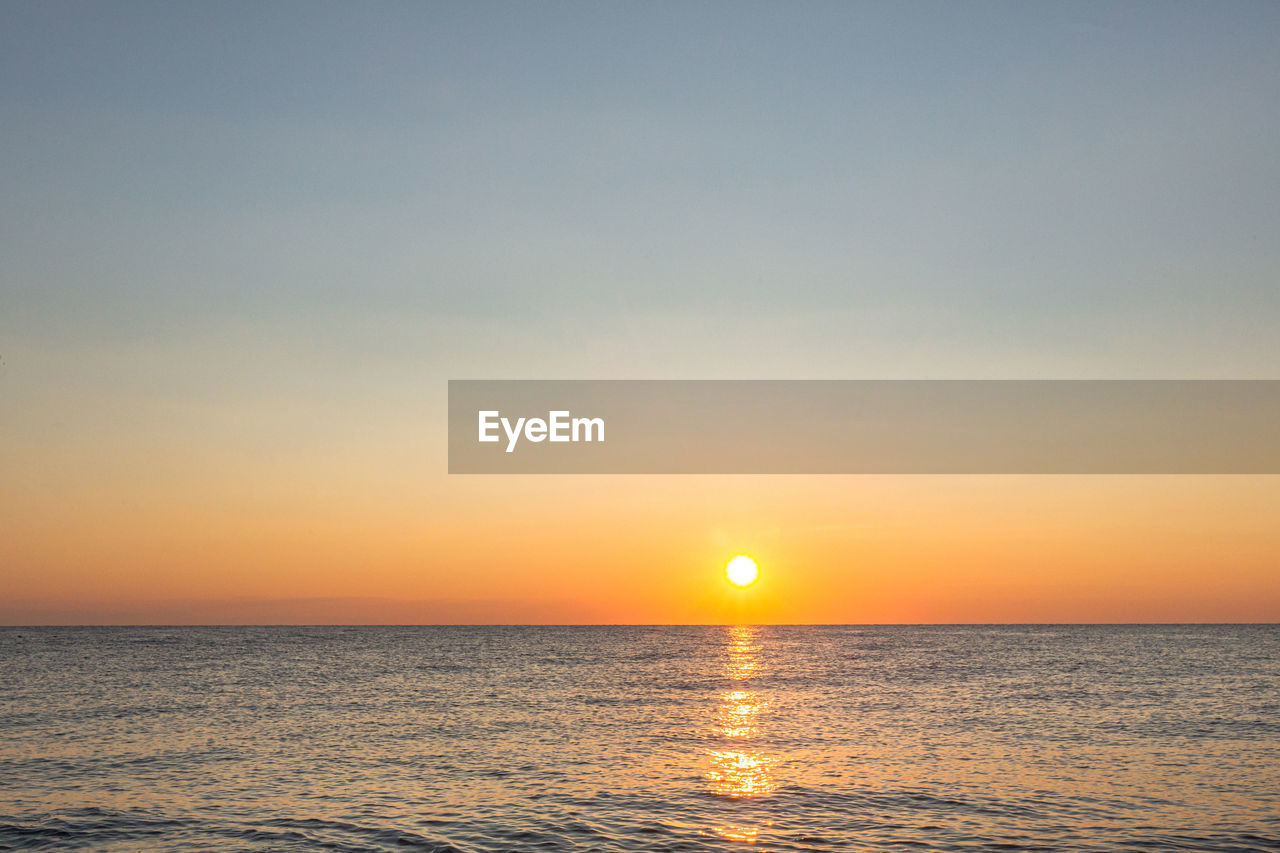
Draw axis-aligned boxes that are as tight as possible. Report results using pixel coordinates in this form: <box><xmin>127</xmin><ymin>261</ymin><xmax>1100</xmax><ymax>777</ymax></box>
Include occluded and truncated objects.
<box><xmin>725</xmin><ymin>555</ymin><xmax>759</xmax><ymax>588</ymax></box>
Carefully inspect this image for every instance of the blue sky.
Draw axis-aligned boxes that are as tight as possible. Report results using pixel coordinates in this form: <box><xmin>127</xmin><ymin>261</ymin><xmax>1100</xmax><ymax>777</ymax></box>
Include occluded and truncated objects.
<box><xmin>4</xmin><ymin>1</ymin><xmax>1278</xmax><ymax>384</ymax></box>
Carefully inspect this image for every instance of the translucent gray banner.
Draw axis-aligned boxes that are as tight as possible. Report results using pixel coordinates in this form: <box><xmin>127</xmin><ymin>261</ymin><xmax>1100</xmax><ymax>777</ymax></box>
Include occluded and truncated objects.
<box><xmin>447</xmin><ymin>380</ymin><xmax>1280</xmax><ymax>473</ymax></box>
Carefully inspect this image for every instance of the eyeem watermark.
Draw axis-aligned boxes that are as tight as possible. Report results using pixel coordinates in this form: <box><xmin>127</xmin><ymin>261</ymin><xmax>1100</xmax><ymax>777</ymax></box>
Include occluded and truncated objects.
<box><xmin>449</xmin><ymin>380</ymin><xmax>1280</xmax><ymax>474</ymax></box>
<box><xmin>478</xmin><ymin>410</ymin><xmax>605</xmax><ymax>453</ymax></box>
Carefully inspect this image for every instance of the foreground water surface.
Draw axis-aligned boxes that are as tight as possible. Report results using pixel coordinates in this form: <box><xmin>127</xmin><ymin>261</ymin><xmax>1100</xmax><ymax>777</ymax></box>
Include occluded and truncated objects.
<box><xmin>1</xmin><ymin>625</ymin><xmax>1277</xmax><ymax>851</ymax></box>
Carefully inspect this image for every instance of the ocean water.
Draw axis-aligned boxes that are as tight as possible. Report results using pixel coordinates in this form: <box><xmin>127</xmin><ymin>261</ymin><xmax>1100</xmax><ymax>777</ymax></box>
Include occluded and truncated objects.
<box><xmin>1</xmin><ymin>626</ymin><xmax>1277</xmax><ymax>852</ymax></box>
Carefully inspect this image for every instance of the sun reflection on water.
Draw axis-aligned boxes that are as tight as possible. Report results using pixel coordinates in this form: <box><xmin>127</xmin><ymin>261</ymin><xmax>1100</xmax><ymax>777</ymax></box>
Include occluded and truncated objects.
<box><xmin>711</xmin><ymin>824</ymin><xmax>761</xmax><ymax>843</ymax></box>
<box><xmin>725</xmin><ymin>627</ymin><xmax>761</xmax><ymax>681</ymax></box>
<box><xmin>706</xmin><ymin>626</ymin><xmax>777</xmax><ymax>843</ymax></box>
<box><xmin>706</xmin><ymin>749</ymin><xmax>777</xmax><ymax>798</ymax></box>
<box><xmin>716</xmin><ymin>689</ymin><xmax>762</xmax><ymax>739</ymax></box>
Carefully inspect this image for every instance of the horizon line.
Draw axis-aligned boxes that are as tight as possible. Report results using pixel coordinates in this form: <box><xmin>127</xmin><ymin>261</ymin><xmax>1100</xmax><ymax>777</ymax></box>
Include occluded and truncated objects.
<box><xmin>4</xmin><ymin>622</ymin><xmax>1276</xmax><ymax>628</ymax></box>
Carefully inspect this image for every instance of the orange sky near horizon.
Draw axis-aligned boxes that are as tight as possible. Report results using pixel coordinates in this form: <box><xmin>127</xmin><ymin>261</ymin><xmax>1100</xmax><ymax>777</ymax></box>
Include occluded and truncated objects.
<box><xmin>3</xmin><ymin>450</ymin><xmax>1277</xmax><ymax>624</ymax></box>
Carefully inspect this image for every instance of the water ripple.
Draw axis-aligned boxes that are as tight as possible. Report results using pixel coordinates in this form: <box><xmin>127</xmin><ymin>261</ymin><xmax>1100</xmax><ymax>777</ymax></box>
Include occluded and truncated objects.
<box><xmin>1</xmin><ymin>626</ymin><xmax>1278</xmax><ymax>852</ymax></box>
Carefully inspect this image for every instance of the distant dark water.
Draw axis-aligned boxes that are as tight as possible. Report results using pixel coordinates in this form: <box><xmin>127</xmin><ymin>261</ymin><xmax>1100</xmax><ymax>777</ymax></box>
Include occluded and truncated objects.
<box><xmin>1</xmin><ymin>625</ymin><xmax>1278</xmax><ymax>852</ymax></box>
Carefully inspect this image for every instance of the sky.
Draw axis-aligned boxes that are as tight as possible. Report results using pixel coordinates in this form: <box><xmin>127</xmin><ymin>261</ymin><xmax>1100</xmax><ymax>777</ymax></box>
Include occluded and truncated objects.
<box><xmin>2</xmin><ymin>1</ymin><xmax>1278</xmax><ymax>623</ymax></box>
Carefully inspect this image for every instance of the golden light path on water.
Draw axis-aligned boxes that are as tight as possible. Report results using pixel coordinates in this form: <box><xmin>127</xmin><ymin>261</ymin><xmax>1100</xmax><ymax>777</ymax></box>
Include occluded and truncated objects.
<box><xmin>707</xmin><ymin>625</ymin><xmax>778</xmax><ymax>844</ymax></box>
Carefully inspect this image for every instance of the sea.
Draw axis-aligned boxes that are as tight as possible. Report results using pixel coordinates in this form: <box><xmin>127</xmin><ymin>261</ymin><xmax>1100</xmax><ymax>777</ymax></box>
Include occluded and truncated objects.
<box><xmin>1</xmin><ymin>625</ymin><xmax>1277</xmax><ymax>852</ymax></box>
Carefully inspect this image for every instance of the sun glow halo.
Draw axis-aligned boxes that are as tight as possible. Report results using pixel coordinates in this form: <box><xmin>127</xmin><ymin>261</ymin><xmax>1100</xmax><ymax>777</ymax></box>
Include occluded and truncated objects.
<box><xmin>725</xmin><ymin>555</ymin><xmax>760</xmax><ymax>588</ymax></box>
